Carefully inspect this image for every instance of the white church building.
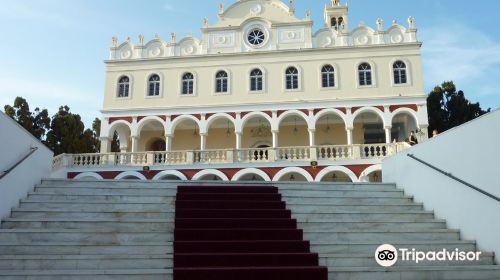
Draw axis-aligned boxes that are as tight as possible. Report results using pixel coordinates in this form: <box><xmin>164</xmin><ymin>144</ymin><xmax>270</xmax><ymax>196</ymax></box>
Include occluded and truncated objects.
<box><xmin>53</xmin><ymin>0</ymin><xmax>429</xmax><ymax>182</ymax></box>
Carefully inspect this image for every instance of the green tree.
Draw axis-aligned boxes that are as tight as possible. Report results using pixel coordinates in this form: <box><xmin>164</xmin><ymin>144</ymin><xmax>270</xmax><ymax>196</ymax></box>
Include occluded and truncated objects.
<box><xmin>427</xmin><ymin>81</ymin><xmax>490</xmax><ymax>134</ymax></box>
<box><xmin>4</xmin><ymin>97</ymin><xmax>50</xmax><ymax>140</ymax></box>
<box><xmin>45</xmin><ymin>106</ymin><xmax>99</xmax><ymax>155</ymax></box>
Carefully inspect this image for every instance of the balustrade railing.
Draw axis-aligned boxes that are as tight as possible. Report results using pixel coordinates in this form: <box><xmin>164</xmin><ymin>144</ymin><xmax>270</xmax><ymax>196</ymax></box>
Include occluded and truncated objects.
<box><xmin>52</xmin><ymin>143</ymin><xmax>410</xmax><ymax>170</ymax></box>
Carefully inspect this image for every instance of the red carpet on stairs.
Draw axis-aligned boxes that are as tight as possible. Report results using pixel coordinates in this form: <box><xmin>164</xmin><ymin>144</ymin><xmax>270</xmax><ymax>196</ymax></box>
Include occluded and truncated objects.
<box><xmin>173</xmin><ymin>185</ymin><xmax>328</xmax><ymax>280</ymax></box>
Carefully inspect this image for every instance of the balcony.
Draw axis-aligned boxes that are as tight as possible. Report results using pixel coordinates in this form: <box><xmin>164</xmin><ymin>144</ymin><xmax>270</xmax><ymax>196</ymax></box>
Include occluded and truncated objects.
<box><xmin>52</xmin><ymin>143</ymin><xmax>410</xmax><ymax>170</ymax></box>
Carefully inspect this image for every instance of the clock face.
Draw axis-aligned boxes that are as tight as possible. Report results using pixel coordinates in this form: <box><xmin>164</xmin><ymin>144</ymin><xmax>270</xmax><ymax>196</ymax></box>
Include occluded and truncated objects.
<box><xmin>247</xmin><ymin>29</ymin><xmax>265</xmax><ymax>46</ymax></box>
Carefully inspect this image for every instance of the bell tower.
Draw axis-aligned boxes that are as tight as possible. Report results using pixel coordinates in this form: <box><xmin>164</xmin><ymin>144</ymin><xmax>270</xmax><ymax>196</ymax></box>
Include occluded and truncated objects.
<box><xmin>324</xmin><ymin>0</ymin><xmax>349</xmax><ymax>32</ymax></box>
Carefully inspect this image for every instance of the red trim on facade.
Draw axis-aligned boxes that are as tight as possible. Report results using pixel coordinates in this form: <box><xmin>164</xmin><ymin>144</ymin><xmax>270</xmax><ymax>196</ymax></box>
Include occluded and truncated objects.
<box><xmin>137</xmin><ymin>116</ymin><xmax>145</xmax><ymax>122</ymax></box>
<box><xmin>337</xmin><ymin>107</ymin><xmax>347</xmax><ymax>114</ymax></box>
<box><xmin>228</xmin><ymin>112</ymin><xmax>237</xmax><ymax>118</ymax></box>
<box><xmin>351</xmin><ymin>106</ymin><xmax>385</xmax><ymax>114</ymax></box>
<box><xmin>240</xmin><ymin>112</ymin><xmax>249</xmax><ymax>118</ymax></box>
<box><xmin>389</xmin><ymin>104</ymin><xmax>418</xmax><ymax>113</ymax></box>
<box><xmin>205</xmin><ymin>113</ymin><xmax>215</xmax><ymax>119</ymax></box>
<box><xmin>277</xmin><ymin>110</ymin><xmax>286</xmax><ymax>117</ymax></box>
<box><xmin>262</xmin><ymin>111</ymin><xmax>272</xmax><ymax>118</ymax></box>
<box><xmin>299</xmin><ymin>109</ymin><xmax>310</xmax><ymax>116</ymax></box>
<box><xmin>108</xmin><ymin>117</ymin><xmax>132</xmax><ymax>125</ymax></box>
<box><xmin>313</xmin><ymin>109</ymin><xmax>324</xmax><ymax>115</ymax></box>
<box><xmin>171</xmin><ymin>115</ymin><xmax>179</xmax><ymax>121</ymax></box>
<box><xmin>69</xmin><ymin>164</ymin><xmax>376</xmax><ymax>181</ymax></box>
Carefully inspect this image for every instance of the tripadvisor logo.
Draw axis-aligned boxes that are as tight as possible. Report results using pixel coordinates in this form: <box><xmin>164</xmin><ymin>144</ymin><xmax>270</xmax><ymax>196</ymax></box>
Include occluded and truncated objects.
<box><xmin>375</xmin><ymin>244</ymin><xmax>482</xmax><ymax>267</ymax></box>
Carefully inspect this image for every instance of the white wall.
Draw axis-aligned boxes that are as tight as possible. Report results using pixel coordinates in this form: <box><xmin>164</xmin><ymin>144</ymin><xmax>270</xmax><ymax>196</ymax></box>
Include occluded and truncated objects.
<box><xmin>383</xmin><ymin>109</ymin><xmax>500</xmax><ymax>262</ymax></box>
<box><xmin>0</xmin><ymin>111</ymin><xmax>53</xmax><ymax>220</ymax></box>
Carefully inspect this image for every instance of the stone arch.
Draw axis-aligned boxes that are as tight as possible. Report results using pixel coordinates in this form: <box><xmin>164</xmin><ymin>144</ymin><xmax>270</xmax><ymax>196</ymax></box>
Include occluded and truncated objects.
<box><xmin>314</xmin><ymin>109</ymin><xmax>347</xmax><ymax>127</ymax></box>
<box><xmin>231</xmin><ymin>168</ymin><xmax>272</xmax><ymax>182</ymax></box>
<box><xmin>152</xmin><ymin>170</ymin><xmax>188</xmax><ymax>181</ymax></box>
<box><xmin>350</xmin><ymin>107</ymin><xmax>386</xmax><ymax>128</ymax></box>
<box><xmin>73</xmin><ymin>172</ymin><xmax>104</xmax><ymax>180</ymax></box>
<box><xmin>192</xmin><ymin>169</ymin><xmax>229</xmax><ymax>181</ymax></box>
<box><xmin>391</xmin><ymin>108</ymin><xmax>419</xmax><ymax>142</ymax></box>
<box><xmin>239</xmin><ymin>112</ymin><xmax>273</xmax><ymax>132</ymax></box>
<box><xmin>272</xmin><ymin>167</ymin><xmax>314</xmax><ymax>182</ymax></box>
<box><xmin>115</xmin><ymin>171</ymin><xmax>147</xmax><ymax>180</ymax></box>
<box><xmin>277</xmin><ymin>110</ymin><xmax>311</xmax><ymax>128</ymax></box>
<box><xmin>359</xmin><ymin>164</ymin><xmax>383</xmax><ymax>182</ymax></box>
<box><xmin>206</xmin><ymin>113</ymin><xmax>236</xmax><ymax>130</ymax></box>
<box><xmin>314</xmin><ymin>166</ymin><xmax>358</xmax><ymax>182</ymax></box>
<box><xmin>136</xmin><ymin>116</ymin><xmax>166</xmax><ymax>136</ymax></box>
<box><xmin>107</xmin><ymin>120</ymin><xmax>132</xmax><ymax>138</ymax></box>
<box><xmin>169</xmin><ymin>115</ymin><xmax>201</xmax><ymax>135</ymax></box>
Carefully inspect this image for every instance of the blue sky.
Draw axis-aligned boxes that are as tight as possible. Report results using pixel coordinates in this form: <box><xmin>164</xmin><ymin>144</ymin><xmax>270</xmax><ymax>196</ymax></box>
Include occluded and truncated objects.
<box><xmin>1</xmin><ymin>0</ymin><xmax>499</xmax><ymax>126</ymax></box>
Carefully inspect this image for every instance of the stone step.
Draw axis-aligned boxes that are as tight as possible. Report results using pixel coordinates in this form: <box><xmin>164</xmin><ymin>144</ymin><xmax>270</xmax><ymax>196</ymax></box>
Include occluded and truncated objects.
<box><xmin>0</xmin><ymin>243</ymin><xmax>172</xmax><ymax>255</ymax></box>
<box><xmin>310</xmin><ymin>241</ymin><xmax>479</xmax><ymax>255</ymax></box>
<box><xmin>24</xmin><ymin>193</ymin><xmax>411</xmax><ymax>204</ymax></box>
<box><xmin>0</xmin><ymin>269</ymin><xmax>172</xmax><ymax>280</ymax></box>
<box><xmin>1</xmin><ymin>219</ymin><xmax>174</xmax><ymax>231</ymax></box>
<box><xmin>328</xmin><ymin>265</ymin><xmax>500</xmax><ymax>280</ymax></box>
<box><xmin>0</xmin><ymin>255</ymin><xmax>173</xmax><ymax>270</ymax></box>
<box><xmin>35</xmin><ymin>186</ymin><xmax>178</xmax><ymax>195</ymax></box>
<box><xmin>19</xmin><ymin>202</ymin><xmax>173</xmax><ymax>211</ymax></box>
<box><xmin>36</xmin><ymin>184</ymin><xmax>399</xmax><ymax>193</ymax></box>
<box><xmin>303</xmin><ymin>230</ymin><xmax>460</xmax><ymax>243</ymax></box>
<box><xmin>293</xmin><ymin>212</ymin><xmax>435</xmax><ymax>222</ymax></box>
<box><xmin>0</xmin><ymin>230</ymin><xmax>172</xmax><ymax>243</ymax></box>
<box><xmin>297</xmin><ymin>220</ymin><xmax>446</xmax><ymax>231</ymax></box>
<box><xmin>284</xmin><ymin>196</ymin><xmax>415</xmax><ymax>205</ymax></box>
<box><xmin>280</xmin><ymin>190</ymin><xmax>405</xmax><ymax>198</ymax></box>
<box><xmin>26</xmin><ymin>193</ymin><xmax>175</xmax><ymax>203</ymax></box>
<box><xmin>11</xmin><ymin>209</ymin><xmax>174</xmax><ymax>220</ymax></box>
<box><xmin>319</xmin><ymin>252</ymin><xmax>495</xmax><ymax>267</ymax></box>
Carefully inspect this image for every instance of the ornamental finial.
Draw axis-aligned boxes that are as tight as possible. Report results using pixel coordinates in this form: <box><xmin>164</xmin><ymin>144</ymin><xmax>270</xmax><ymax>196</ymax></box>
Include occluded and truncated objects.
<box><xmin>171</xmin><ymin>32</ymin><xmax>177</xmax><ymax>43</ymax></box>
<box><xmin>111</xmin><ymin>36</ymin><xmax>117</xmax><ymax>48</ymax></box>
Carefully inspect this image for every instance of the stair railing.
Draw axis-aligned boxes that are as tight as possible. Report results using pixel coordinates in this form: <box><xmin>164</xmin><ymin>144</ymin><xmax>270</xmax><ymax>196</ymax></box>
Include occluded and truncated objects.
<box><xmin>407</xmin><ymin>153</ymin><xmax>500</xmax><ymax>203</ymax></box>
<box><xmin>0</xmin><ymin>147</ymin><xmax>39</xmax><ymax>180</ymax></box>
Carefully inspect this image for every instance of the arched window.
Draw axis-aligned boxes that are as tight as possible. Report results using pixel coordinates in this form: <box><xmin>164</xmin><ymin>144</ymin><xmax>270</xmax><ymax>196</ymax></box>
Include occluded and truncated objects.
<box><xmin>250</xmin><ymin>69</ymin><xmax>263</xmax><ymax>92</ymax></box>
<box><xmin>358</xmin><ymin>63</ymin><xmax>372</xmax><ymax>86</ymax></box>
<box><xmin>148</xmin><ymin>74</ymin><xmax>161</xmax><ymax>96</ymax></box>
<box><xmin>117</xmin><ymin>76</ymin><xmax>130</xmax><ymax>97</ymax></box>
<box><xmin>215</xmin><ymin>71</ymin><xmax>228</xmax><ymax>93</ymax></box>
<box><xmin>182</xmin><ymin>73</ymin><xmax>194</xmax><ymax>95</ymax></box>
<box><xmin>393</xmin><ymin>61</ymin><xmax>407</xmax><ymax>84</ymax></box>
<box><xmin>285</xmin><ymin>67</ymin><xmax>299</xmax><ymax>90</ymax></box>
<box><xmin>321</xmin><ymin>65</ymin><xmax>335</xmax><ymax>88</ymax></box>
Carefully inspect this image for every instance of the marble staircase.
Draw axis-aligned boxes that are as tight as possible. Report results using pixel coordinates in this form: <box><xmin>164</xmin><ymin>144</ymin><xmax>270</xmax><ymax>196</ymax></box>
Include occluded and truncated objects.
<box><xmin>0</xmin><ymin>179</ymin><xmax>498</xmax><ymax>280</ymax></box>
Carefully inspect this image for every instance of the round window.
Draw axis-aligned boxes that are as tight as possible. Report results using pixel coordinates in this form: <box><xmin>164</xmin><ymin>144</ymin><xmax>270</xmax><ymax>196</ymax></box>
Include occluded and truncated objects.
<box><xmin>247</xmin><ymin>29</ymin><xmax>266</xmax><ymax>46</ymax></box>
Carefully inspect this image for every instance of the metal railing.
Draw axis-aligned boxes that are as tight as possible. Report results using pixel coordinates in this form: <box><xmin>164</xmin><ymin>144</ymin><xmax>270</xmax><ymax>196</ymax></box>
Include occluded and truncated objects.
<box><xmin>407</xmin><ymin>154</ymin><xmax>500</xmax><ymax>203</ymax></box>
<box><xmin>0</xmin><ymin>147</ymin><xmax>39</xmax><ymax>180</ymax></box>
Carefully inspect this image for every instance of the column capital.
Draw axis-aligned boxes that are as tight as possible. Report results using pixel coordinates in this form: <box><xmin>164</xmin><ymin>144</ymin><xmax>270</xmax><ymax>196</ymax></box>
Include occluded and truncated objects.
<box><xmin>308</xmin><ymin>128</ymin><xmax>316</xmax><ymax>133</ymax></box>
<box><xmin>199</xmin><ymin>133</ymin><xmax>208</xmax><ymax>137</ymax></box>
<box><xmin>164</xmin><ymin>133</ymin><xmax>174</xmax><ymax>138</ymax></box>
<box><xmin>345</xmin><ymin>126</ymin><xmax>354</xmax><ymax>131</ymax></box>
<box><xmin>384</xmin><ymin>126</ymin><xmax>393</xmax><ymax>130</ymax></box>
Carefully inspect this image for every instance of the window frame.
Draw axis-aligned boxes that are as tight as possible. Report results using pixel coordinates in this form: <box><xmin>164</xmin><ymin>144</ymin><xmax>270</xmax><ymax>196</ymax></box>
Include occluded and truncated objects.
<box><xmin>146</xmin><ymin>73</ymin><xmax>162</xmax><ymax>98</ymax></box>
<box><xmin>284</xmin><ymin>65</ymin><xmax>302</xmax><ymax>92</ymax></box>
<box><xmin>180</xmin><ymin>72</ymin><xmax>196</xmax><ymax>96</ymax></box>
<box><xmin>356</xmin><ymin>62</ymin><xmax>376</xmax><ymax>88</ymax></box>
<box><xmin>319</xmin><ymin>64</ymin><xmax>339</xmax><ymax>90</ymax></box>
<box><xmin>213</xmin><ymin>70</ymin><xmax>231</xmax><ymax>95</ymax></box>
<box><xmin>248</xmin><ymin>67</ymin><xmax>266</xmax><ymax>94</ymax></box>
<box><xmin>116</xmin><ymin>75</ymin><xmax>132</xmax><ymax>99</ymax></box>
<box><xmin>391</xmin><ymin>59</ymin><xmax>412</xmax><ymax>87</ymax></box>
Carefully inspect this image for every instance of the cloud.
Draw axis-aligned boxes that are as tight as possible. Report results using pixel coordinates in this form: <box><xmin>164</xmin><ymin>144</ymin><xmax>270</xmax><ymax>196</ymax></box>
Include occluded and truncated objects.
<box><xmin>421</xmin><ymin>20</ymin><xmax>500</xmax><ymax>103</ymax></box>
<box><xmin>0</xmin><ymin>77</ymin><xmax>101</xmax><ymax>126</ymax></box>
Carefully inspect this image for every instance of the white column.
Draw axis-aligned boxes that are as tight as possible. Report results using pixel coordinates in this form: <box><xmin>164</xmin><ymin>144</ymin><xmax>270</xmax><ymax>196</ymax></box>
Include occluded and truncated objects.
<box><xmin>131</xmin><ymin>136</ymin><xmax>139</xmax><ymax>153</ymax></box>
<box><xmin>272</xmin><ymin>131</ymin><xmax>279</xmax><ymax>148</ymax></box>
<box><xmin>165</xmin><ymin>135</ymin><xmax>173</xmax><ymax>152</ymax></box>
<box><xmin>235</xmin><ymin>132</ymin><xmax>242</xmax><ymax>150</ymax></box>
<box><xmin>200</xmin><ymin>133</ymin><xmax>207</xmax><ymax>151</ymax></box>
<box><xmin>385</xmin><ymin>126</ymin><xmax>392</xmax><ymax>144</ymax></box>
<box><xmin>100</xmin><ymin>137</ymin><xmax>111</xmax><ymax>153</ymax></box>
<box><xmin>346</xmin><ymin>128</ymin><xmax>353</xmax><ymax>145</ymax></box>
<box><xmin>308</xmin><ymin>129</ymin><xmax>316</xmax><ymax>147</ymax></box>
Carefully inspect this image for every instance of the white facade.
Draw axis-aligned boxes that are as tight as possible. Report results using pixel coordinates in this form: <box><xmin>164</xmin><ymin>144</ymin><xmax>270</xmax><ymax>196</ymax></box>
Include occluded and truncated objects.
<box><xmin>54</xmin><ymin>0</ymin><xmax>429</xmax><ymax>182</ymax></box>
<box><xmin>0</xmin><ymin>111</ymin><xmax>54</xmax><ymax>219</ymax></box>
<box><xmin>383</xmin><ymin>109</ymin><xmax>500</xmax><ymax>263</ymax></box>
